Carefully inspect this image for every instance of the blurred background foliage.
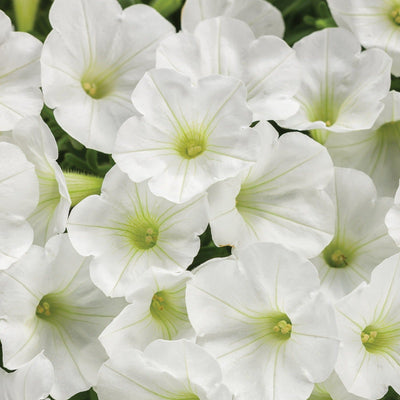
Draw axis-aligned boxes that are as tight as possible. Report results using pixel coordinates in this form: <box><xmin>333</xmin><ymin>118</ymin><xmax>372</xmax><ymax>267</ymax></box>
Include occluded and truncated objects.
<box><xmin>0</xmin><ymin>0</ymin><xmax>399</xmax><ymax>399</ymax></box>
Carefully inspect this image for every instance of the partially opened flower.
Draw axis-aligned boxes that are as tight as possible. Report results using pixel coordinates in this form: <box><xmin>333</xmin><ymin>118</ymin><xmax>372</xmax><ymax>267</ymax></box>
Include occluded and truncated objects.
<box><xmin>181</xmin><ymin>0</ymin><xmax>284</xmax><ymax>38</ymax></box>
<box><xmin>41</xmin><ymin>0</ymin><xmax>175</xmax><ymax>153</ymax></box>
<box><xmin>0</xmin><ymin>353</ymin><xmax>54</xmax><ymax>400</ymax></box>
<box><xmin>327</xmin><ymin>0</ymin><xmax>400</xmax><ymax>77</ymax></box>
<box><xmin>67</xmin><ymin>166</ymin><xmax>208</xmax><ymax>297</ymax></box>
<box><xmin>335</xmin><ymin>253</ymin><xmax>400</xmax><ymax>399</ymax></box>
<box><xmin>311</xmin><ymin>167</ymin><xmax>397</xmax><ymax>301</ymax></box>
<box><xmin>186</xmin><ymin>243</ymin><xmax>339</xmax><ymax>400</ymax></box>
<box><xmin>208</xmin><ymin>121</ymin><xmax>334</xmax><ymax>258</ymax></box>
<box><xmin>95</xmin><ymin>339</ymin><xmax>232</xmax><ymax>399</ymax></box>
<box><xmin>280</xmin><ymin>28</ymin><xmax>392</xmax><ymax>144</ymax></box>
<box><xmin>0</xmin><ymin>234</ymin><xmax>125</xmax><ymax>400</ymax></box>
<box><xmin>12</xmin><ymin>116</ymin><xmax>70</xmax><ymax>245</ymax></box>
<box><xmin>157</xmin><ymin>17</ymin><xmax>300</xmax><ymax>120</ymax></box>
<box><xmin>0</xmin><ymin>10</ymin><xmax>42</xmax><ymax>131</ymax></box>
<box><xmin>326</xmin><ymin>91</ymin><xmax>400</xmax><ymax>197</ymax></box>
<box><xmin>100</xmin><ymin>267</ymin><xmax>194</xmax><ymax>355</ymax></box>
<box><xmin>0</xmin><ymin>141</ymin><xmax>39</xmax><ymax>269</ymax></box>
<box><xmin>113</xmin><ymin>68</ymin><xmax>259</xmax><ymax>203</ymax></box>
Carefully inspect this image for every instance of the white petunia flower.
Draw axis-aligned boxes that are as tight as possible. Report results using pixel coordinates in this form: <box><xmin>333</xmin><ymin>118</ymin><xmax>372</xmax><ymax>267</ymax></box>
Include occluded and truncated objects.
<box><xmin>308</xmin><ymin>371</ymin><xmax>367</xmax><ymax>400</ymax></box>
<box><xmin>67</xmin><ymin>166</ymin><xmax>208</xmax><ymax>297</ymax></box>
<box><xmin>327</xmin><ymin>0</ymin><xmax>400</xmax><ymax>77</ymax></box>
<box><xmin>279</xmin><ymin>28</ymin><xmax>392</xmax><ymax>144</ymax></box>
<box><xmin>100</xmin><ymin>267</ymin><xmax>194</xmax><ymax>355</ymax></box>
<box><xmin>95</xmin><ymin>339</ymin><xmax>233</xmax><ymax>400</ymax></box>
<box><xmin>311</xmin><ymin>167</ymin><xmax>397</xmax><ymax>301</ymax></box>
<box><xmin>0</xmin><ymin>10</ymin><xmax>42</xmax><ymax>130</ymax></box>
<box><xmin>113</xmin><ymin>68</ymin><xmax>259</xmax><ymax>204</ymax></box>
<box><xmin>157</xmin><ymin>17</ymin><xmax>300</xmax><ymax>121</ymax></box>
<box><xmin>208</xmin><ymin>121</ymin><xmax>334</xmax><ymax>259</ymax></box>
<box><xmin>181</xmin><ymin>0</ymin><xmax>284</xmax><ymax>38</ymax></box>
<box><xmin>0</xmin><ymin>141</ymin><xmax>39</xmax><ymax>269</ymax></box>
<box><xmin>386</xmin><ymin>180</ymin><xmax>400</xmax><ymax>246</ymax></box>
<box><xmin>0</xmin><ymin>353</ymin><xmax>54</xmax><ymax>400</ymax></box>
<box><xmin>12</xmin><ymin>116</ymin><xmax>71</xmax><ymax>245</ymax></box>
<box><xmin>0</xmin><ymin>234</ymin><xmax>125</xmax><ymax>400</ymax></box>
<box><xmin>41</xmin><ymin>0</ymin><xmax>175</xmax><ymax>153</ymax></box>
<box><xmin>326</xmin><ymin>91</ymin><xmax>400</xmax><ymax>197</ymax></box>
<box><xmin>186</xmin><ymin>243</ymin><xmax>339</xmax><ymax>400</ymax></box>
<box><xmin>335</xmin><ymin>253</ymin><xmax>400</xmax><ymax>399</ymax></box>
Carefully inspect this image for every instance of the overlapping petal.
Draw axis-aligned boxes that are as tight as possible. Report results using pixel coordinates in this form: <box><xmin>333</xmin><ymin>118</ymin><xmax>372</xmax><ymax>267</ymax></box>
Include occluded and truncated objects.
<box><xmin>68</xmin><ymin>166</ymin><xmax>208</xmax><ymax>297</ymax></box>
<box><xmin>209</xmin><ymin>121</ymin><xmax>334</xmax><ymax>258</ymax></box>
<box><xmin>157</xmin><ymin>17</ymin><xmax>300</xmax><ymax>120</ymax></box>
<box><xmin>41</xmin><ymin>0</ymin><xmax>175</xmax><ymax>152</ymax></box>
<box><xmin>114</xmin><ymin>69</ymin><xmax>258</xmax><ymax>203</ymax></box>
<box><xmin>181</xmin><ymin>0</ymin><xmax>284</xmax><ymax>38</ymax></box>
<box><xmin>0</xmin><ymin>234</ymin><xmax>125</xmax><ymax>399</ymax></box>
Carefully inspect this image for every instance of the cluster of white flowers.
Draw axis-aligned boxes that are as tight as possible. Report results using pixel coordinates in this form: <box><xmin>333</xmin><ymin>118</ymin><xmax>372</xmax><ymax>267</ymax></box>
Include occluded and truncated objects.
<box><xmin>1</xmin><ymin>0</ymin><xmax>400</xmax><ymax>399</ymax></box>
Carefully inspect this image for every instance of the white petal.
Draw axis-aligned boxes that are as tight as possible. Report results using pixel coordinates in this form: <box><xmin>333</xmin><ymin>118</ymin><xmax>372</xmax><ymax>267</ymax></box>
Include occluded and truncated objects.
<box><xmin>181</xmin><ymin>0</ymin><xmax>284</xmax><ymax>38</ymax></box>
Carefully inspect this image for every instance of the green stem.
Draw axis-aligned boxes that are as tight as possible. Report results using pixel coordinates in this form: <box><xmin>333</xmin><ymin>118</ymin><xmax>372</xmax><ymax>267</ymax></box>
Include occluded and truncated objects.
<box><xmin>12</xmin><ymin>0</ymin><xmax>40</xmax><ymax>32</ymax></box>
<box><xmin>63</xmin><ymin>172</ymin><xmax>103</xmax><ymax>207</ymax></box>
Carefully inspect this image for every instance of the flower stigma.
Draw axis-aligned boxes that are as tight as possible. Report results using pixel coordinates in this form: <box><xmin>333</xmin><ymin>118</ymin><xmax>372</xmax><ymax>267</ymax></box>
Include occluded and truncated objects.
<box><xmin>36</xmin><ymin>300</ymin><xmax>51</xmax><ymax>318</ymax></box>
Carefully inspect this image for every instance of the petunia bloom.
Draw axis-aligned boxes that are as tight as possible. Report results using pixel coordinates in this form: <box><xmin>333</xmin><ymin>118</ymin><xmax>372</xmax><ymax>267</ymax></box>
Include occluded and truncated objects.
<box><xmin>41</xmin><ymin>0</ymin><xmax>175</xmax><ymax>153</ymax></box>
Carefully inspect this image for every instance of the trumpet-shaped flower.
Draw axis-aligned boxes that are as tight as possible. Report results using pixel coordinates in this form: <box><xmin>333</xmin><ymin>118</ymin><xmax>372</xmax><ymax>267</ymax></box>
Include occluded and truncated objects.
<box><xmin>326</xmin><ymin>91</ymin><xmax>400</xmax><ymax>197</ymax></box>
<box><xmin>113</xmin><ymin>68</ymin><xmax>259</xmax><ymax>203</ymax></box>
<box><xmin>208</xmin><ymin>121</ymin><xmax>334</xmax><ymax>258</ymax></box>
<box><xmin>386</xmin><ymin>181</ymin><xmax>400</xmax><ymax>246</ymax></box>
<box><xmin>12</xmin><ymin>116</ymin><xmax>71</xmax><ymax>245</ymax></box>
<box><xmin>280</xmin><ymin>28</ymin><xmax>391</xmax><ymax>144</ymax></box>
<box><xmin>181</xmin><ymin>0</ymin><xmax>284</xmax><ymax>38</ymax></box>
<box><xmin>0</xmin><ymin>142</ymin><xmax>39</xmax><ymax>269</ymax></box>
<box><xmin>100</xmin><ymin>268</ymin><xmax>194</xmax><ymax>355</ymax></box>
<box><xmin>335</xmin><ymin>253</ymin><xmax>400</xmax><ymax>399</ymax></box>
<box><xmin>311</xmin><ymin>168</ymin><xmax>397</xmax><ymax>301</ymax></box>
<box><xmin>0</xmin><ymin>234</ymin><xmax>125</xmax><ymax>400</ymax></box>
<box><xmin>308</xmin><ymin>371</ymin><xmax>366</xmax><ymax>400</ymax></box>
<box><xmin>67</xmin><ymin>166</ymin><xmax>208</xmax><ymax>297</ymax></box>
<box><xmin>95</xmin><ymin>339</ymin><xmax>233</xmax><ymax>399</ymax></box>
<box><xmin>41</xmin><ymin>0</ymin><xmax>175</xmax><ymax>153</ymax></box>
<box><xmin>0</xmin><ymin>353</ymin><xmax>54</xmax><ymax>400</ymax></box>
<box><xmin>0</xmin><ymin>11</ymin><xmax>42</xmax><ymax>130</ymax></box>
<box><xmin>156</xmin><ymin>17</ymin><xmax>300</xmax><ymax>120</ymax></box>
<box><xmin>186</xmin><ymin>243</ymin><xmax>339</xmax><ymax>400</ymax></box>
<box><xmin>327</xmin><ymin>0</ymin><xmax>400</xmax><ymax>77</ymax></box>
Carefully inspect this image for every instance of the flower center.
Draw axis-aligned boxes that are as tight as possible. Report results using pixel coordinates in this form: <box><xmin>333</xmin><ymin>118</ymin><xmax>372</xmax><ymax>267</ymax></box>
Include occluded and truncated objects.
<box><xmin>36</xmin><ymin>298</ymin><xmax>52</xmax><ymax>318</ymax></box>
<box><xmin>391</xmin><ymin>7</ymin><xmax>400</xmax><ymax>25</ymax></box>
<box><xmin>361</xmin><ymin>323</ymin><xmax>400</xmax><ymax>354</ymax></box>
<box><xmin>174</xmin><ymin>124</ymin><xmax>208</xmax><ymax>159</ymax></box>
<box><xmin>273</xmin><ymin>319</ymin><xmax>292</xmax><ymax>336</ymax></box>
<box><xmin>127</xmin><ymin>217</ymin><xmax>159</xmax><ymax>250</ymax></box>
<box><xmin>150</xmin><ymin>292</ymin><xmax>166</xmax><ymax>317</ymax></box>
<box><xmin>266</xmin><ymin>312</ymin><xmax>293</xmax><ymax>341</ymax></box>
<box><xmin>81</xmin><ymin>67</ymin><xmax>115</xmax><ymax>99</ymax></box>
<box><xmin>323</xmin><ymin>241</ymin><xmax>354</xmax><ymax>269</ymax></box>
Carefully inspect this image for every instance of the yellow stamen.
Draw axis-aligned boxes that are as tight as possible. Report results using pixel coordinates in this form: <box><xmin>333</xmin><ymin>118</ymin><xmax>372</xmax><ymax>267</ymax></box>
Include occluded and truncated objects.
<box><xmin>325</xmin><ymin>120</ymin><xmax>332</xmax><ymax>127</ymax></box>
<box><xmin>36</xmin><ymin>301</ymin><xmax>51</xmax><ymax>317</ymax></box>
<box><xmin>273</xmin><ymin>320</ymin><xmax>292</xmax><ymax>335</ymax></box>
<box><xmin>82</xmin><ymin>82</ymin><xmax>97</xmax><ymax>97</ymax></box>
<box><xmin>186</xmin><ymin>143</ymin><xmax>203</xmax><ymax>158</ymax></box>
